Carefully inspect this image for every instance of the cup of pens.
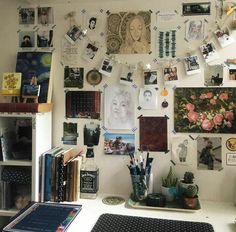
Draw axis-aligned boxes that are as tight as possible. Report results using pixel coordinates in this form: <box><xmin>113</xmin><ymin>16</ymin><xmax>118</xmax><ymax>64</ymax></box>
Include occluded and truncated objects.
<box><xmin>128</xmin><ymin>152</ymin><xmax>153</xmax><ymax>202</ymax></box>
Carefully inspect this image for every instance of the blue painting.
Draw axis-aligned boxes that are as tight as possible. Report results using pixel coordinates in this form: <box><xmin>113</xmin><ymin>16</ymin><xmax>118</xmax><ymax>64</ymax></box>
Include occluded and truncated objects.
<box><xmin>15</xmin><ymin>52</ymin><xmax>52</xmax><ymax>103</ymax></box>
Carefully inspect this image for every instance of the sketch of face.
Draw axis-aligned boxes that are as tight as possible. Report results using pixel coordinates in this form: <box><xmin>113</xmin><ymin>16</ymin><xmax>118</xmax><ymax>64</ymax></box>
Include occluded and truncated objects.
<box><xmin>111</xmin><ymin>94</ymin><xmax>129</xmax><ymax>120</ymax></box>
<box><xmin>85</xmin><ymin>48</ymin><xmax>95</xmax><ymax>59</ymax></box>
<box><xmin>143</xmin><ymin>90</ymin><xmax>152</xmax><ymax>102</ymax></box>
<box><xmin>89</xmin><ymin>19</ymin><xmax>96</xmax><ymax>30</ymax></box>
<box><xmin>129</xmin><ymin>17</ymin><xmax>143</xmax><ymax>41</ymax></box>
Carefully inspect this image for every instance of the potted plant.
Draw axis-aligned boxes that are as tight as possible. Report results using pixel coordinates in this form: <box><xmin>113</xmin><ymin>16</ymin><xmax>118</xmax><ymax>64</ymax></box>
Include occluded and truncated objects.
<box><xmin>161</xmin><ymin>166</ymin><xmax>178</xmax><ymax>202</ymax></box>
<box><xmin>178</xmin><ymin>171</ymin><xmax>199</xmax><ymax>209</ymax></box>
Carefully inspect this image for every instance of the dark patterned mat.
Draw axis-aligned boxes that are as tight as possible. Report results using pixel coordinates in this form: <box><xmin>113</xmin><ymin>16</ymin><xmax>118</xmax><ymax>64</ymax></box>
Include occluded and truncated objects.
<box><xmin>91</xmin><ymin>213</ymin><xmax>214</xmax><ymax>232</ymax></box>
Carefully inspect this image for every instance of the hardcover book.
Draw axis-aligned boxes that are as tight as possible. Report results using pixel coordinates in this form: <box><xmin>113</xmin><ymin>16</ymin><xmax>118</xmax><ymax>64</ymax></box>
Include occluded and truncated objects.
<box><xmin>1</xmin><ymin>72</ymin><xmax>22</xmax><ymax>96</ymax></box>
<box><xmin>15</xmin><ymin>51</ymin><xmax>53</xmax><ymax>103</ymax></box>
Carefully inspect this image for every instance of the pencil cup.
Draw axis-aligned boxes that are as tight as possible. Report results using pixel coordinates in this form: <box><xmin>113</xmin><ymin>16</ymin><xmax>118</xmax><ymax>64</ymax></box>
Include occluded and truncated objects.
<box><xmin>130</xmin><ymin>175</ymin><xmax>148</xmax><ymax>202</ymax></box>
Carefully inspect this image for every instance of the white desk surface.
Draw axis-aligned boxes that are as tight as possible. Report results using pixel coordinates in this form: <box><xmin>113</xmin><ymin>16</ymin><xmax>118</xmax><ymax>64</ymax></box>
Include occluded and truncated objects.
<box><xmin>67</xmin><ymin>195</ymin><xmax>236</xmax><ymax>232</ymax></box>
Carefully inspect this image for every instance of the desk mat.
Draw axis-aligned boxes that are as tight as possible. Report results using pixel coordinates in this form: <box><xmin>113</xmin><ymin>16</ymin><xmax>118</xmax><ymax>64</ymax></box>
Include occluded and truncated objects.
<box><xmin>91</xmin><ymin>213</ymin><xmax>214</xmax><ymax>232</ymax></box>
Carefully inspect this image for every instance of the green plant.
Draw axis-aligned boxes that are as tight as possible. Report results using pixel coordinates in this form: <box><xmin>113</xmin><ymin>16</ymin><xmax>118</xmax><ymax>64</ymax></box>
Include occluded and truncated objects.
<box><xmin>185</xmin><ymin>185</ymin><xmax>199</xmax><ymax>198</ymax></box>
<box><xmin>162</xmin><ymin>166</ymin><xmax>178</xmax><ymax>188</ymax></box>
<box><xmin>183</xmin><ymin>171</ymin><xmax>194</xmax><ymax>184</ymax></box>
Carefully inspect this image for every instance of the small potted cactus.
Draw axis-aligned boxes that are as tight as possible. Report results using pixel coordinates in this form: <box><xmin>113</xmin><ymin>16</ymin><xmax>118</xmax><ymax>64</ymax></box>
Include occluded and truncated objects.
<box><xmin>178</xmin><ymin>171</ymin><xmax>199</xmax><ymax>209</ymax></box>
<box><xmin>161</xmin><ymin>166</ymin><xmax>178</xmax><ymax>202</ymax></box>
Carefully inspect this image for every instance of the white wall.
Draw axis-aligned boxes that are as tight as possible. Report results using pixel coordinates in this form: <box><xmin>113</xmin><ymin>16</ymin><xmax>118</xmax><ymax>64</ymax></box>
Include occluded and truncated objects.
<box><xmin>1</xmin><ymin>0</ymin><xmax>236</xmax><ymax>202</ymax></box>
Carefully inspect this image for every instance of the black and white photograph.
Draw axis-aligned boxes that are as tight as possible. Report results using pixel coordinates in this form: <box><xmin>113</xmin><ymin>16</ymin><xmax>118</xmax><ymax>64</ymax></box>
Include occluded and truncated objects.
<box><xmin>200</xmin><ymin>42</ymin><xmax>219</xmax><ymax>63</ymax></box>
<box><xmin>62</xmin><ymin>122</ymin><xmax>78</xmax><ymax>145</ymax></box>
<box><xmin>144</xmin><ymin>70</ymin><xmax>158</xmax><ymax>87</ymax></box>
<box><xmin>37</xmin><ymin>7</ymin><xmax>54</xmax><ymax>25</ymax></box>
<box><xmin>184</xmin><ymin>55</ymin><xmax>201</xmax><ymax>75</ymax></box>
<box><xmin>104</xmin><ymin>85</ymin><xmax>135</xmax><ymax>130</ymax></box>
<box><xmin>139</xmin><ymin>87</ymin><xmax>157</xmax><ymax>110</ymax></box>
<box><xmin>19</xmin><ymin>8</ymin><xmax>35</xmax><ymax>25</ymax></box>
<box><xmin>64</xmin><ymin>66</ymin><xmax>84</xmax><ymax>88</ymax></box>
<box><xmin>37</xmin><ymin>30</ymin><xmax>53</xmax><ymax>48</ymax></box>
<box><xmin>182</xmin><ymin>2</ymin><xmax>211</xmax><ymax>16</ymax></box>
<box><xmin>120</xmin><ymin>65</ymin><xmax>135</xmax><ymax>86</ymax></box>
<box><xmin>99</xmin><ymin>57</ymin><xmax>114</xmax><ymax>77</ymax></box>
<box><xmin>81</xmin><ymin>43</ymin><xmax>98</xmax><ymax>62</ymax></box>
<box><xmin>204</xmin><ymin>64</ymin><xmax>223</xmax><ymax>86</ymax></box>
<box><xmin>229</xmin><ymin>68</ymin><xmax>236</xmax><ymax>80</ymax></box>
<box><xmin>19</xmin><ymin>31</ymin><xmax>35</xmax><ymax>48</ymax></box>
<box><xmin>214</xmin><ymin>28</ymin><xmax>235</xmax><ymax>48</ymax></box>
<box><xmin>84</xmin><ymin>122</ymin><xmax>100</xmax><ymax>146</ymax></box>
<box><xmin>197</xmin><ymin>137</ymin><xmax>222</xmax><ymax>170</ymax></box>
<box><xmin>65</xmin><ymin>25</ymin><xmax>84</xmax><ymax>44</ymax></box>
<box><xmin>186</xmin><ymin>20</ymin><xmax>205</xmax><ymax>40</ymax></box>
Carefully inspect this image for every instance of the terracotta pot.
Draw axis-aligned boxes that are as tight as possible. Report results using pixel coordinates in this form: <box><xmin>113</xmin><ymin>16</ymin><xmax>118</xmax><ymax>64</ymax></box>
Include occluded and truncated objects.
<box><xmin>183</xmin><ymin>195</ymin><xmax>198</xmax><ymax>209</ymax></box>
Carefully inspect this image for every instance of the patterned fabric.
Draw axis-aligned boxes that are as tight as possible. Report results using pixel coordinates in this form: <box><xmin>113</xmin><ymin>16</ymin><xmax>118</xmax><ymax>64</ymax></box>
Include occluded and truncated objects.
<box><xmin>1</xmin><ymin>166</ymin><xmax>31</xmax><ymax>184</ymax></box>
<box><xmin>91</xmin><ymin>213</ymin><xmax>214</xmax><ymax>232</ymax></box>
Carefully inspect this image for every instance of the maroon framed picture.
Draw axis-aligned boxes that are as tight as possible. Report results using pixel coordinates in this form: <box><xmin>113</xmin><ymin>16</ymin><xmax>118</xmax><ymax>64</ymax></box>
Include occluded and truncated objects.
<box><xmin>139</xmin><ymin>116</ymin><xmax>168</xmax><ymax>152</ymax></box>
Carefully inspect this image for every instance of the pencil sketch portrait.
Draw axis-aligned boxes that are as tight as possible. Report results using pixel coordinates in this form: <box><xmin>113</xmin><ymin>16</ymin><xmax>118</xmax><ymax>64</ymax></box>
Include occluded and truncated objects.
<box><xmin>104</xmin><ymin>85</ymin><xmax>135</xmax><ymax>130</ymax></box>
<box><xmin>186</xmin><ymin>20</ymin><xmax>204</xmax><ymax>40</ymax></box>
<box><xmin>107</xmin><ymin>11</ymin><xmax>151</xmax><ymax>54</ymax></box>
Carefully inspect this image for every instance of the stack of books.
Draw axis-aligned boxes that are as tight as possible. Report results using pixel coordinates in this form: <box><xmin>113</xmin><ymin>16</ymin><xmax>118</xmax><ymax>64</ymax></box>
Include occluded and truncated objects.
<box><xmin>40</xmin><ymin>147</ymin><xmax>83</xmax><ymax>202</ymax></box>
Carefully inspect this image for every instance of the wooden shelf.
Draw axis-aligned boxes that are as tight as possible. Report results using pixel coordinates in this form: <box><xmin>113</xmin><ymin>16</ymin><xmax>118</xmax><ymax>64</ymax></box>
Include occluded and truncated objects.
<box><xmin>0</xmin><ymin>209</ymin><xmax>18</xmax><ymax>217</ymax></box>
<box><xmin>0</xmin><ymin>160</ymin><xmax>32</xmax><ymax>166</ymax></box>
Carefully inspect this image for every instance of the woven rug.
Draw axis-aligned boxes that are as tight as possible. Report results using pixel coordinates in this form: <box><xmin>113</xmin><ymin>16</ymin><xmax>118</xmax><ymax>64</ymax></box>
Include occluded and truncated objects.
<box><xmin>91</xmin><ymin>213</ymin><xmax>214</xmax><ymax>232</ymax></box>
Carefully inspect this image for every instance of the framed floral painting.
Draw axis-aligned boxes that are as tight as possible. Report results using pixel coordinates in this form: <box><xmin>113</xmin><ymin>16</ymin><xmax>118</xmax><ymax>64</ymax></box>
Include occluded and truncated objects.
<box><xmin>174</xmin><ymin>88</ymin><xmax>236</xmax><ymax>133</ymax></box>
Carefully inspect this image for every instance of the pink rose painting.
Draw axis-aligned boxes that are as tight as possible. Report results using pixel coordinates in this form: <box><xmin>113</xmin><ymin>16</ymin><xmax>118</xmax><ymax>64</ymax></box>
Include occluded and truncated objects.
<box><xmin>174</xmin><ymin>88</ymin><xmax>236</xmax><ymax>133</ymax></box>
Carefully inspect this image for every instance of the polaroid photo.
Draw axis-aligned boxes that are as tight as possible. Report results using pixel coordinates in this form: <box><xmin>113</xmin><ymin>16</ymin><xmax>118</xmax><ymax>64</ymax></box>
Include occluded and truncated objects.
<box><xmin>182</xmin><ymin>2</ymin><xmax>211</xmax><ymax>16</ymax></box>
<box><xmin>19</xmin><ymin>8</ymin><xmax>35</xmax><ymax>25</ymax></box>
<box><xmin>204</xmin><ymin>64</ymin><xmax>223</xmax><ymax>86</ymax></box>
<box><xmin>65</xmin><ymin>25</ymin><xmax>84</xmax><ymax>44</ymax></box>
<box><xmin>37</xmin><ymin>30</ymin><xmax>53</xmax><ymax>48</ymax></box>
<box><xmin>37</xmin><ymin>7</ymin><xmax>54</xmax><ymax>25</ymax></box>
<box><xmin>186</xmin><ymin>20</ymin><xmax>205</xmax><ymax>40</ymax></box>
<box><xmin>164</xmin><ymin>67</ymin><xmax>178</xmax><ymax>81</ymax></box>
<box><xmin>139</xmin><ymin>87</ymin><xmax>157</xmax><ymax>110</ymax></box>
<box><xmin>197</xmin><ymin>137</ymin><xmax>222</xmax><ymax>171</ymax></box>
<box><xmin>144</xmin><ymin>70</ymin><xmax>158</xmax><ymax>87</ymax></box>
<box><xmin>82</xmin><ymin>43</ymin><xmax>98</xmax><ymax>62</ymax></box>
<box><xmin>214</xmin><ymin>27</ymin><xmax>235</xmax><ymax>48</ymax></box>
<box><xmin>200</xmin><ymin>42</ymin><xmax>219</xmax><ymax>63</ymax></box>
<box><xmin>183</xmin><ymin>55</ymin><xmax>201</xmax><ymax>75</ymax></box>
<box><xmin>99</xmin><ymin>57</ymin><xmax>114</xmax><ymax>77</ymax></box>
<box><xmin>19</xmin><ymin>31</ymin><xmax>35</xmax><ymax>48</ymax></box>
<box><xmin>120</xmin><ymin>65</ymin><xmax>135</xmax><ymax>86</ymax></box>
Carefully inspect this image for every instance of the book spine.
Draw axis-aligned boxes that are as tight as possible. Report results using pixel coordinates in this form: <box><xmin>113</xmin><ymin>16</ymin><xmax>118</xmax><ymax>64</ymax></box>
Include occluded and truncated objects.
<box><xmin>44</xmin><ymin>154</ymin><xmax>53</xmax><ymax>201</ymax></box>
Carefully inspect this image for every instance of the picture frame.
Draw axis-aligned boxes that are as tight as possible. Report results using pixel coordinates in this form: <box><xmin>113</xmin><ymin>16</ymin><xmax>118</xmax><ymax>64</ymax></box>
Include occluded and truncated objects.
<box><xmin>174</xmin><ymin>87</ymin><xmax>236</xmax><ymax>133</ymax></box>
<box><xmin>19</xmin><ymin>8</ymin><xmax>35</xmax><ymax>25</ymax></box>
<box><xmin>64</xmin><ymin>66</ymin><xmax>84</xmax><ymax>88</ymax></box>
<box><xmin>182</xmin><ymin>2</ymin><xmax>211</xmax><ymax>16</ymax></box>
<box><xmin>226</xmin><ymin>153</ymin><xmax>236</xmax><ymax>166</ymax></box>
